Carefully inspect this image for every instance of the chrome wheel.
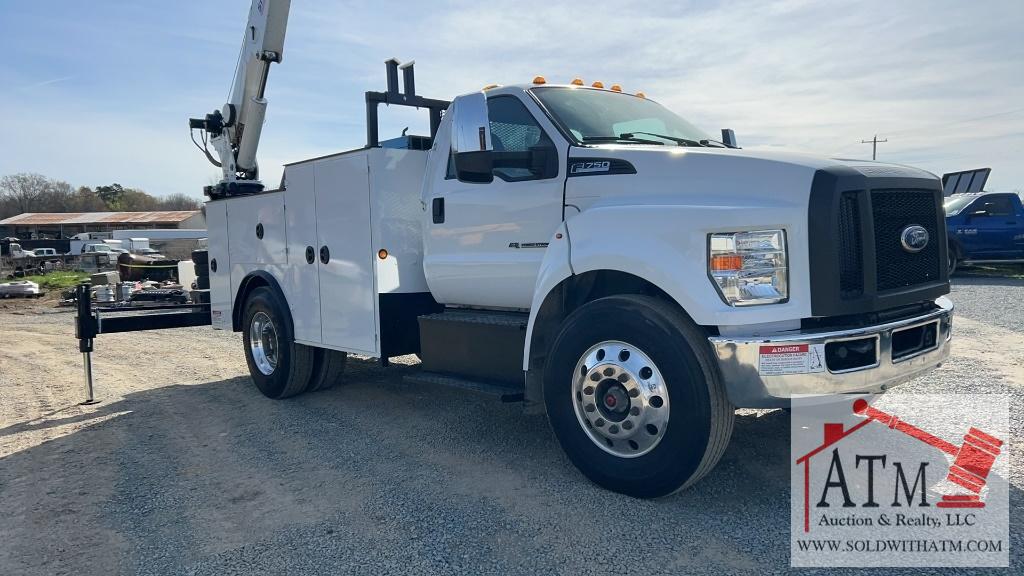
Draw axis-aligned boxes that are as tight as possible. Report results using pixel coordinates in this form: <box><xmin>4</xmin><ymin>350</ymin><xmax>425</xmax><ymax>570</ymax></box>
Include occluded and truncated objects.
<box><xmin>249</xmin><ymin>311</ymin><xmax>279</xmax><ymax>376</ymax></box>
<box><xmin>572</xmin><ymin>340</ymin><xmax>670</xmax><ymax>458</ymax></box>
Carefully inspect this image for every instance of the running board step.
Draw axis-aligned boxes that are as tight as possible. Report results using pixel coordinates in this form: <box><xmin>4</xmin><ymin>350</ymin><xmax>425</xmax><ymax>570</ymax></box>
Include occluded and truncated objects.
<box><xmin>404</xmin><ymin>372</ymin><xmax>524</xmax><ymax>403</ymax></box>
<box><xmin>417</xmin><ymin>309</ymin><xmax>528</xmax><ymax>386</ymax></box>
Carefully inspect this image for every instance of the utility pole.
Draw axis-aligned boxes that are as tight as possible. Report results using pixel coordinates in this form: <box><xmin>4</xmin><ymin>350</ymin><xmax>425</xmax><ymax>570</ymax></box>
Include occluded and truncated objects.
<box><xmin>861</xmin><ymin>134</ymin><xmax>888</xmax><ymax>160</ymax></box>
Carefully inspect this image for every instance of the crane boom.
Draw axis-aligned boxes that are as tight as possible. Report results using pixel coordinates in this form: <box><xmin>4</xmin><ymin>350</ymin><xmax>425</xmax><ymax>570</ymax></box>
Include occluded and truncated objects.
<box><xmin>189</xmin><ymin>0</ymin><xmax>291</xmax><ymax>199</ymax></box>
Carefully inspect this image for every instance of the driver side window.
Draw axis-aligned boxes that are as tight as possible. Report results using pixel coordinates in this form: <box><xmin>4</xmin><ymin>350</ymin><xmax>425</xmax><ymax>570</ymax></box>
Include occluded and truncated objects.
<box><xmin>972</xmin><ymin>196</ymin><xmax>1014</xmax><ymax>217</ymax></box>
<box><xmin>445</xmin><ymin>96</ymin><xmax>558</xmax><ymax>182</ymax></box>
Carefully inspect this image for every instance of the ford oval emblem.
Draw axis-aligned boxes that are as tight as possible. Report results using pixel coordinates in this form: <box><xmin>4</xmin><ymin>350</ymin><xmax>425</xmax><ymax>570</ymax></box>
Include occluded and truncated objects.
<box><xmin>900</xmin><ymin>225</ymin><xmax>930</xmax><ymax>253</ymax></box>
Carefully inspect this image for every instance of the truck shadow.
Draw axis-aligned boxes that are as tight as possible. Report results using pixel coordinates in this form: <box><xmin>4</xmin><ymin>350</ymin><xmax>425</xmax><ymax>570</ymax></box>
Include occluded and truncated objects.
<box><xmin>1</xmin><ymin>358</ymin><xmax>1020</xmax><ymax>574</ymax></box>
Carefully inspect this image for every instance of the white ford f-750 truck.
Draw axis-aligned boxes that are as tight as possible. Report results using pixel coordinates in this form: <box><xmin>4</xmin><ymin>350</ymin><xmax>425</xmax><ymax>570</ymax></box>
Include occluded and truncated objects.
<box><xmin>177</xmin><ymin>0</ymin><xmax>952</xmax><ymax>497</ymax></box>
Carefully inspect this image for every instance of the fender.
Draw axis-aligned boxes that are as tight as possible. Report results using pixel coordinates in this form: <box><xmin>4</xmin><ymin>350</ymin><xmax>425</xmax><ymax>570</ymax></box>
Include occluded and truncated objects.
<box><xmin>232</xmin><ymin>269</ymin><xmax>290</xmax><ymax>331</ymax></box>
<box><xmin>522</xmin><ymin>202</ymin><xmax>812</xmax><ymax>369</ymax></box>
<box><xmin>522</xmin><ymin>223</ymin><xmax>573</xmax><ymax>369</ymax></box>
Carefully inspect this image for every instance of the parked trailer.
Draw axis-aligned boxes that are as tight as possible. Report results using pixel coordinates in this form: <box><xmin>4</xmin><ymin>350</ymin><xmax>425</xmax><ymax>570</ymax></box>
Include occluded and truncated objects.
<box><xmin>75</xmin><ymin>0</ymin><xmax>953</xmax><ymax>499</ymax></box>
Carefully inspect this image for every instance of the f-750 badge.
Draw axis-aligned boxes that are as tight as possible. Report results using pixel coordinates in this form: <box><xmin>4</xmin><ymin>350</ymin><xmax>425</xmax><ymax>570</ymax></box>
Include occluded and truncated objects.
<box><xmin>570</xmin><ymin>160</ymin><xmax>611</xmax><ymax>174</ymax></box>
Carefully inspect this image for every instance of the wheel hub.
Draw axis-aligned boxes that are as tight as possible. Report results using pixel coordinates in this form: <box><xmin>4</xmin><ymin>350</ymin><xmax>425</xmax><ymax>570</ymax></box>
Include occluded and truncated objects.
<box><xmin>572</xmin><ymin>340</ymin><xmax>670</xmax><ymax>458</ymax></box>
<box><xmin>249</xmin><ymin>311</ymin><xmax>279</xmax><ymax>376</ymax></box>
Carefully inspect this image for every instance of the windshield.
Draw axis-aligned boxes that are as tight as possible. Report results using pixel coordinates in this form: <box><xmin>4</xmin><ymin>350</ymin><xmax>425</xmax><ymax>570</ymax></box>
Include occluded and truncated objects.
<box><xmin>943</xmin><ymin>195</ymin><xmax>977</xmax><ymax>216</ymax></box>
<box><xmin>531</xmin><ymin>87</ymin><xmax>711</xmax><ymax>145</ymax></box>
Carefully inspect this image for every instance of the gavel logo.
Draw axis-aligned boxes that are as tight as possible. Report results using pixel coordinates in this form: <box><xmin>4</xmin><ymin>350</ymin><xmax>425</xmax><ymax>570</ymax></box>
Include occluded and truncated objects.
<box><xmin>852</xmin><ymin>398</ymin><xmax>1003</xmax><ymax>508</ymax></box>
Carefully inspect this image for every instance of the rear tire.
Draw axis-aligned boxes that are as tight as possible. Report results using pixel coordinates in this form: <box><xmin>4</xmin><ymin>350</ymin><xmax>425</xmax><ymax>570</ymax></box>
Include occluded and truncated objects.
<box><xmin>306</xmin><ymin>347</ymin><xmax>348</xmax><ymax>392</ymax></box>
<box><xmin>242</xmin><ymin>286</ymin><xmax>314</xmax><ymax>399</ymax></box>
<box><xmin>543</xmin><ymin>295</ymin><xmax>734</xmax><ymax>498</ymax></box>
<box><xmin>948</xmin><ymin>243</ymin><xmax>959</xmax><ymax>276</ymax></box>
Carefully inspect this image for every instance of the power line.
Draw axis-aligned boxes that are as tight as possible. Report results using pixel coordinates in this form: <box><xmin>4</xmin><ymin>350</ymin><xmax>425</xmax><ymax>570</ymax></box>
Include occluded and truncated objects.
<box><xmin>861</xmin><ymin>134</ymin><xmax>888</xmax><ymax>160</ymax></box>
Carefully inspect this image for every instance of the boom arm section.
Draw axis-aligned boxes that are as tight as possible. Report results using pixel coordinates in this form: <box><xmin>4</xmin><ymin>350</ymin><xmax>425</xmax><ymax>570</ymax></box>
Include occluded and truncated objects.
<box><xmin>189</xmin><ymin>0</ymin><xmax>291</xmax><ymax>198</ymax></box>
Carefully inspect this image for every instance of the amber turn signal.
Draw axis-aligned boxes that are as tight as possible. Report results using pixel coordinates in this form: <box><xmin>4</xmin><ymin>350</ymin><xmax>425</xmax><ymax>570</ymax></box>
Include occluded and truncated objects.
<box><xmin>378</xmin><ymin>249</ymin><xmax>389</xmax><ymax>260</ymax></box>
<box><xmin>710</xmin><ymin>254</ymin><xmax>743</xmax><ymax>272</ymax></box>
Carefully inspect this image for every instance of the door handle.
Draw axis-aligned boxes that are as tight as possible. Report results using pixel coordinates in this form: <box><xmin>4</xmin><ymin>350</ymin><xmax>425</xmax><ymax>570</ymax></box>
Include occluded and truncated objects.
<box><xmin>305</xmin><ymin>246</ymin><xmax>315</xmax><ymax>264</ymax></box>
<box><xmin>432</xmin><ymin>197</ymin><xmax>445</xmax><ymax>224</ymax></box>
<box><xmin>319</xmin><ymin>245</ymin><xmax>330</xmax><ymax>264</ymax></box>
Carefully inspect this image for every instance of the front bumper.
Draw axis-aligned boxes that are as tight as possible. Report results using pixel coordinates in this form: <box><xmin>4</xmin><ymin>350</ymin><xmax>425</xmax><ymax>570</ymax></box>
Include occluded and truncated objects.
<box><xmin>708</xmin><ymin>296</ymin><xmax>953</xmax><ymax>408</ymax></box>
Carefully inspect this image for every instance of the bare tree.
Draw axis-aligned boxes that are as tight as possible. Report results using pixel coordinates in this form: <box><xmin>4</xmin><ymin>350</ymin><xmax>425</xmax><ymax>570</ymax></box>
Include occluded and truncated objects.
<box><xmin>159</xmin><ymin>192</ymin><xmax>201</xmax><ymax>210</ymax></box>
<box><xmin>1</xmin><ymin>173</ymin><xmax>202</xmax><ymax>217</ymax></box>
<box><xmin>0</xmin><ymin>173</ymin><xmax>51</xmax><ymax>217</ymax></box>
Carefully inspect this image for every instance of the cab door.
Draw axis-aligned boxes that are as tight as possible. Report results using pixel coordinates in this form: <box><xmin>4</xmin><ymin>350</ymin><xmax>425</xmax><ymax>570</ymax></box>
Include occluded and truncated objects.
<box><xmin>423</xmin><ymin>94</ymin><xmax>565</xmax><ymax>309</ymax></box>
<box><xmin>964</xmin><ymin>194</ymin><xmax>1019</xmax><ymax>258</ymax></box>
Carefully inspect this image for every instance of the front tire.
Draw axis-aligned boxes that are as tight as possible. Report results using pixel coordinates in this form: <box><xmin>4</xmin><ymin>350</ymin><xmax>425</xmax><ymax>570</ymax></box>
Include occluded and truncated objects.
<box><xmin>242</xmin><ymin>286</ymin><xmax>314</xmax><ymax>399</ymax></box>
<box><xmin>948</xmin><ymin>243</ymin><xmax>959</xmax><ymax>276</ymax></box>
<box><xmin>544</xmin><ymin>295</ymin><xmax>734</xmax><ymax>498</ymax></box>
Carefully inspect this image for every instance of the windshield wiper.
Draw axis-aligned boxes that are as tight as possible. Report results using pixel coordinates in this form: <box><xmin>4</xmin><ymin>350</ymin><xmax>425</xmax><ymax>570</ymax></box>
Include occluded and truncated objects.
<box><xmin>620</xmin><ymin>131</ymin><xmax>721</xmax><ymax>148</ymax></box>
<box><xmin>698</xmin><ymin>137</ymin><xmax>739</xmax><ymax>149</ymax></box>
<box><xmin>582</xmin><ymin>135</ymin><xmax>665</xmax><ymax>146</ymax></box>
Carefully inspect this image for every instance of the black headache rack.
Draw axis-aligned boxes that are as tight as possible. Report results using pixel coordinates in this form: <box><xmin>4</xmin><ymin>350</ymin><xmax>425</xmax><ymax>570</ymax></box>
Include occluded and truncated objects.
<box><xmin>73</xmin><ymin>283</ymin><xmax>211</xmax><ymax>404</ymax></box>
<box><xmin>365</xmin><ymin>58</ymin><xmax>450</xmax><ymax>148</ymax></box>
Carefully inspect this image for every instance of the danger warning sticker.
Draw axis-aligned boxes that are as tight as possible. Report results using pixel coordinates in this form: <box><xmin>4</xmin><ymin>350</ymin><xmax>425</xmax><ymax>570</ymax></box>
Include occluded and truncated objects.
<box><xmin>758</xmin><ymin>343</ymin><xmax>826</xmax><ymax>376</ymax></box>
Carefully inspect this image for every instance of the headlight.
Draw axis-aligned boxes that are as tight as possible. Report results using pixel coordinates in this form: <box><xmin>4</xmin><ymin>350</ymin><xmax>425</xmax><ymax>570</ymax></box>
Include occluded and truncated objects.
<box><xmin>708</xmin><ymin>229</ymin><xmax>788</xmax><ymax>306</ymax></box>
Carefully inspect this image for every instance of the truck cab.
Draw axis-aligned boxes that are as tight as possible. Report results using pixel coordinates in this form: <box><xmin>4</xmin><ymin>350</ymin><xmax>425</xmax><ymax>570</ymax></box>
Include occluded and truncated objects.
<box><xmin>945</xmin><ymin>191</ymin><xmax>1024</xmax><ymax>272</ymax></box>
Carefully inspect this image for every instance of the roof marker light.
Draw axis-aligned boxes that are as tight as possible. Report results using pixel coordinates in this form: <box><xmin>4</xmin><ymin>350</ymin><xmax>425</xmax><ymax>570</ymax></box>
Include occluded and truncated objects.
<box><xmin>610</xmin><ymin>84</ymin><xmax>622</xmax><ymax>92</ymax></box>
<box><xmin>532</xmin><ymin>76</ymin><xmax>547</xmax><ymax>84</ymax></box>
<box><xmin>570</xmin><ymin>77</ymin><xmax>584</xmax><ymax>86</ymax></box>
<box><xmin>591</xmin><ymin>81</ymin><xmax>604</xmax><ymax>88</ymax></box>
<box><xmin>482</xmin><ymin>84</ymin><xmax>499</xmax><ymax>91</ymax></box>
<box><xmin>635</xmin><ymin>91</ymin><xmax>646</xmax><ymax>99</ymax></box>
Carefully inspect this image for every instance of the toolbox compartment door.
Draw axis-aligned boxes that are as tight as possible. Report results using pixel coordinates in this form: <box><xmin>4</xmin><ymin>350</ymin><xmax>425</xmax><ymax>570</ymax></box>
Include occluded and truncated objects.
<box><xmin>314</xmin><ymin>154</ymin><xmax>378</xmax><ymax>355</ymax></box>
<box><xmin>283</xmin><ymin>163</ymin><xmax>323</xmax><ymax>344</ymax></box>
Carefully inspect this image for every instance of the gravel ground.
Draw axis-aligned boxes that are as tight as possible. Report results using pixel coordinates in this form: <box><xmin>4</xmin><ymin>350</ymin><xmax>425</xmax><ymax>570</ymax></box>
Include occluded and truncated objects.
<box><xmin>0</xmin><ymin>277</ymin><xmax>1021</xmax><ymax>575</ymax></box>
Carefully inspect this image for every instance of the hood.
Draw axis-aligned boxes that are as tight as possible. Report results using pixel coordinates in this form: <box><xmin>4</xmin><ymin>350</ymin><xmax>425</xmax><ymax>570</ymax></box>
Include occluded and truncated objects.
<box><xmin>565</xmin><ymin>145</ymin><xmax>937</xmax><ymax>210</ymax></box>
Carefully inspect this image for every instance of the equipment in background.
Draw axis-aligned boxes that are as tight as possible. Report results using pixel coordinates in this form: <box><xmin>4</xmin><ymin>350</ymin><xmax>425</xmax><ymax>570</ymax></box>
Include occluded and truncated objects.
<box><xmin>116</xmin><ymin>252</ymin><xmax>180</xmax><ymax>282</ymax></box>
<box><xmin>942</xmin><ymin>168</ymin><xmax>991</xmax><ymax>196</ymax></box>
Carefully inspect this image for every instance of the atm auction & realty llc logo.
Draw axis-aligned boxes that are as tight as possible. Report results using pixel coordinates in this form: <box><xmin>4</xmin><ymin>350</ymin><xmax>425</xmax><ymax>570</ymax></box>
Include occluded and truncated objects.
<box><xmin>789</xmin><ymin>394</ymin><xmax>1009</xmax><ymax>568</ymax></box>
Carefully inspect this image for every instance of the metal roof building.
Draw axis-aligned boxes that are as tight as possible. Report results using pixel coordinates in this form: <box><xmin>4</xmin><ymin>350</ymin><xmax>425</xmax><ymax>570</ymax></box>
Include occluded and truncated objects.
<box><xmin>0</xmin><ymin>211</ymin><xmax>206</xmax><ymax>238</ymax></box>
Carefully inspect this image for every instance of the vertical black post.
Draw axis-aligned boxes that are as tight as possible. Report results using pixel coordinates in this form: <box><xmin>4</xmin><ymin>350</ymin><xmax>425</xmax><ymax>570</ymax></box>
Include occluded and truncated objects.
<box><xmin>429</xmin><ymin>108</ymin><xmax>442</xmax><ymax>139</ymax></box>
<box><xmin>400</xmin><ymin>61</ymin><xmax>415</xmax><ymax>96</ymax></box>
<box><xmin>366</xmin><ymin>94</ymin><xmax>379</xmax><ymax>148</ymax></box>
<box><xmin>75</xmin><ymin>283</ymin><xmax>100</xmax><ymax>404</ymax></box>
<box><xmin>385</xmin><ymin>59</ymin><xmax>400</xmax><ymax>94</ymax></box>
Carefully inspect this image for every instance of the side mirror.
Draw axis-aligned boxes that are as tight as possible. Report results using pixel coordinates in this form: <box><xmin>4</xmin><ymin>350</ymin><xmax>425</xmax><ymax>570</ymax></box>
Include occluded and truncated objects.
<box><xmin>451</xmin><ymin>92</ymin><xmax>493</xmax><ymax>183</ymax></box>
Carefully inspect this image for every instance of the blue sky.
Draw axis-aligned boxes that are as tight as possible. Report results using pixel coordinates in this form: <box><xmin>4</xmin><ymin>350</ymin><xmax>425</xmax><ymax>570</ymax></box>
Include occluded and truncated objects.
<box><xmin>1</xmin><ymin>0</ymin><xmax>1022</xmax><ymax>198</ymax></box>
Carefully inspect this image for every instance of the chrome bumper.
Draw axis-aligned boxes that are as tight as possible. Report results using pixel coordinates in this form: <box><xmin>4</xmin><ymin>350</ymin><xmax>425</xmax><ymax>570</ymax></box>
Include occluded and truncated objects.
<box><xmin>708</xmin><ymin>297</ymin><xmax>953</xmax><ymax>408</ymax></box>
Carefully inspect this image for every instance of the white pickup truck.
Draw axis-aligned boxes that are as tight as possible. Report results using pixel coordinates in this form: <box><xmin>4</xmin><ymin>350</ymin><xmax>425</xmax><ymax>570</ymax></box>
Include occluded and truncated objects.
<box><xmin>188</xmin><ymin>1</ymin><xmax>952</xmax><ymax>497</ymax></box>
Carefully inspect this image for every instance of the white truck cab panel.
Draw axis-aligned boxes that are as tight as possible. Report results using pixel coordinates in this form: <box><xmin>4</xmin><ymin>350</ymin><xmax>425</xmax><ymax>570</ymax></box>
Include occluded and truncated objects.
<box><xmin>421</xmin><ymin>90</ymin><xmax>567</xmax><ymax>310</ymax></box>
